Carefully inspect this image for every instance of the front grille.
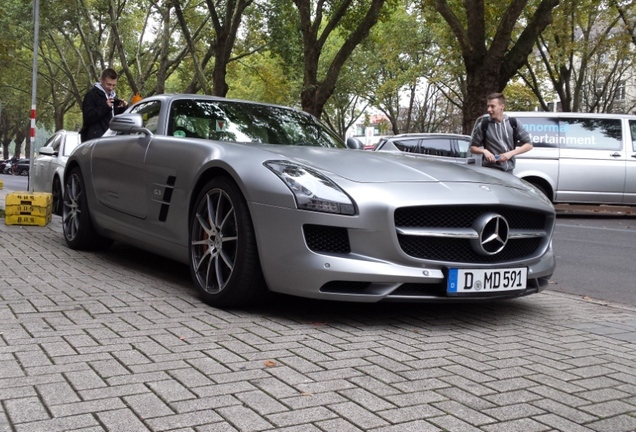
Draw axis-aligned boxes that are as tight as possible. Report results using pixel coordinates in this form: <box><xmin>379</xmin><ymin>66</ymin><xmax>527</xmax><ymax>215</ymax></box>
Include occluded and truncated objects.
<box><xmin>395</xmin><ymin>205</ymin><xmax>545</xmax><ymax>229</ymax></box>
<box><xmin>303</xmin><ymin>224</ymin><xmax>351</xmax><ymax>254</ymax></box>
<box><xmin>399</xmin><ymin>235</ymin><xmax>541</xmax><ymax>262</ymax></box>
<box><xmin>395</xmin><ymin>205</ymin><xmax>551</xmax><ymax>263</ymax></box>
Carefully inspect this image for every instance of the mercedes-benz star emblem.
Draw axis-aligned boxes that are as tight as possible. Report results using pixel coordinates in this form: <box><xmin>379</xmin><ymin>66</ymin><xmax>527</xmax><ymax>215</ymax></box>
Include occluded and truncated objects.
<box><xmin>470</xmin><ymin>213</ymin><xmax>509</xmax><ymax>255</ymax></box>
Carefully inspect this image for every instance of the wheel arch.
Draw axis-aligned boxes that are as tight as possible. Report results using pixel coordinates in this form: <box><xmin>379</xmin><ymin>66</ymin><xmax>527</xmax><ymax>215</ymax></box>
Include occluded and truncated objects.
<box><xmin>188</xmin><ymin>167</ymin><xmax>251</xmax><ymax>231</ymax></box>
<box><xmin>53</xmin><ymin>171</ymin><xmax>63</xmax><ymax>188</ymax></box>
<box><xmin>63</xmin><ymin>159</ymin><xmax>81</xmax><ymax>184</ymax></box>
<box><xmin>51</xmin><ymin>171</ymin><xmax>64</xmax><ymax>216</ymax></box>
<box><xmin>521</xmin><ymin>175</ymin><xmax>553</xmax><ymax>202</ymax></box>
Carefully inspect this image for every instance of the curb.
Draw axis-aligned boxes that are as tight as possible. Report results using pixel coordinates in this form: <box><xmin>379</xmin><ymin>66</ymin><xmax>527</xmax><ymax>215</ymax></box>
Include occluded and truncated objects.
<box><xmin>554</xmin><ymin>204</ymin><xmax>636</xmax><ymax>217</ymax></box>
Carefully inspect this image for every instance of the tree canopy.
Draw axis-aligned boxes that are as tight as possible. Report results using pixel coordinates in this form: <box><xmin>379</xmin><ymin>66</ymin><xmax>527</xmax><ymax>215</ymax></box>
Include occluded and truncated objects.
<box><xmin>1</xmin><ymin>0</ymin><xmax>635</xmax><ymax>152</ymax></box>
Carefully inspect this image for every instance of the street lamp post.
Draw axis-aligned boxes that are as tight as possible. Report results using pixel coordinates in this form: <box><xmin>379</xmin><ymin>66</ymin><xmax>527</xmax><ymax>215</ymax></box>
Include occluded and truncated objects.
<box><xmin>28</xmin><ymin>0</ymin><xmax>40</xmax><ymax>191</ymax></box>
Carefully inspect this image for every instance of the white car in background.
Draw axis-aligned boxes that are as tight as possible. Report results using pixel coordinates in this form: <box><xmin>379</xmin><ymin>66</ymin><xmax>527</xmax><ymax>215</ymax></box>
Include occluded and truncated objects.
<box><xmin>32</xmin><ymin>130</ymin><xmax>81</xmax><ymax>215</ymax></box>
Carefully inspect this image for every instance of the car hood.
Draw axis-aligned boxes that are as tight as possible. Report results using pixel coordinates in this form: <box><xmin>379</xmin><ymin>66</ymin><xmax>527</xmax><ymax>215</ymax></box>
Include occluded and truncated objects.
<box><xmin>262</xmin><ymin>145</ymin><xmax>526</xmax><ymax>189</ymax></box>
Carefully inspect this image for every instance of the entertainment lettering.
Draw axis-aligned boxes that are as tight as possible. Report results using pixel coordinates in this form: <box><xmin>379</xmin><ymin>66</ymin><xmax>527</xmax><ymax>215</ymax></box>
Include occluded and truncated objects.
<box><xmin>521</xmin><ymin>118</ymin><xmax>623</xmax><ymax>150</ymax></box>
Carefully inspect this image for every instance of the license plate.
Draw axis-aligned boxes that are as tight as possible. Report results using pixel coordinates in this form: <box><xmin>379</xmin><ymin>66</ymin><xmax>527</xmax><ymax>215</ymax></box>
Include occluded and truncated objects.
<box><xmin>447</xmin><ymin>267</ymin><xmax>527</xmax><ymax>294</ymax></box>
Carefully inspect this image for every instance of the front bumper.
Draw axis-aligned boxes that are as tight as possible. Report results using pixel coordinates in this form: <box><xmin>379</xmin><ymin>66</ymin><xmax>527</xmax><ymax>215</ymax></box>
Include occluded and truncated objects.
<box><xmin>250</xmin><ymin>199</ymin><xmax>556</xmax><ymax>303</ymax></box>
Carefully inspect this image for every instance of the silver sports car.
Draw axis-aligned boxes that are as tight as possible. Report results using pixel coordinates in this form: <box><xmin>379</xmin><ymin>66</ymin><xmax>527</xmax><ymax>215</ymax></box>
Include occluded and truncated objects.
<box><xmin>63</xmin><ymin>94</ymin><xmax>556</xmax><ymax>307</ymax></box>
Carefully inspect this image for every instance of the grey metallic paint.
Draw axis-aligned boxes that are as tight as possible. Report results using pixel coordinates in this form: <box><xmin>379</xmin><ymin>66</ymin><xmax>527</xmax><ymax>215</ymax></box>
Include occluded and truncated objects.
<box><xmin>64</xmin><ymin>94</ymin><xmax>556</xmax><ymax>304</ymax></box>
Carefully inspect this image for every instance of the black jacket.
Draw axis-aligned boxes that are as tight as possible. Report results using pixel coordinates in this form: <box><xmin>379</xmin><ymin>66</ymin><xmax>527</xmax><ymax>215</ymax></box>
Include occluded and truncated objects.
<box><xmin>80</xmin><ymin>86</ymin><xmax>126</xmax><ymax>142</ymax></box>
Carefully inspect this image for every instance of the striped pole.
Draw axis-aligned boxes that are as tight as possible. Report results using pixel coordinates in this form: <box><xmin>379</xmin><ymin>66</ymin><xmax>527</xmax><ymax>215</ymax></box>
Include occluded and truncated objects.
<box><xmin>30</xmin><ymin>106</ymin><xmax>36</xmax><ymax>140</ymax></box>
<box><xmin>28</xmin><ymin>0</ymin><xmax>40</xmax><ymax>191</ymax></box>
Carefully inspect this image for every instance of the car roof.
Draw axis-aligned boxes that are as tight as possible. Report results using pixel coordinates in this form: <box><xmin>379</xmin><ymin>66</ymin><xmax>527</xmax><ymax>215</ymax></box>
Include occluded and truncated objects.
<box><xmin>382</xmin><ymin>133</ymin><xmax>472</xmax><ymax>140</ymax></box>
<box><xmin>131</xmin><ymin>93</ymin><xmax>307</xmax><ymax>115</ymax></box>
<box><xmin>509</xmin><ymin>111</ymin><xmax>636</xmax><ymax>120</ymax></box>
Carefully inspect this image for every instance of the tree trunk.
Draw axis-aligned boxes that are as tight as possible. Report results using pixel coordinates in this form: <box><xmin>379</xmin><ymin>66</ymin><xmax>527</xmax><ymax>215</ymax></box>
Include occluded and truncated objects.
<box><xmin>463</xmin><ymin>65</ymin><xmax>503</xmax><ymax>132</ymax></box>
<box><xmin>296</xmin><ymin>0</ymin><xmax>387</xmax><ymax>118</ymax></box>
<box><xmin>435</xmin><ymin>0</ymin><xmax>560</xmax><ymax>133</ymax></box>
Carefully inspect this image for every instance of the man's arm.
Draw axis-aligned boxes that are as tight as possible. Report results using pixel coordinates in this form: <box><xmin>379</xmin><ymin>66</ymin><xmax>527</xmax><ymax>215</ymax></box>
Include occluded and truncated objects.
<box><xmin>498</xmin><ymin>142</ymin><xmax>532</xmax><ymax>162</ymax></box>
<box><xmin>470</xmin><ymin>116</ymin><xmax>498</xmax><ymax>162</ymax></box>
<box><xmin>470</xmin><ymin>144</ymin><xmax>497</xmax><ymax>162</ymax></box>
<box><xmin>114</xmin><ymin>103</ymin><xmax>128</xmax><ymax>115</ymax></box>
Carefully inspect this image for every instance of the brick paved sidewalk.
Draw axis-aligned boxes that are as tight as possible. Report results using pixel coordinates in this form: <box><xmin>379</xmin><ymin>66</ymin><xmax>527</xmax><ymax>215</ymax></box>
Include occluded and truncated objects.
<box><xmin>1</xmin><ymin>214</ymin><xmax>636</xmax><ymax>431</ymax></box>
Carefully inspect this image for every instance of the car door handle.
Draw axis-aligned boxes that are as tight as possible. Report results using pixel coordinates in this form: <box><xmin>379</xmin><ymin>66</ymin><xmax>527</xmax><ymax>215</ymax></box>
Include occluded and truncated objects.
<box><xmin>610</xmin><ymin>152</ymin><xmax>621</xmax><ymax>157</ymax></box>
<box><xmin>632</xmin><ymin>154</ymin><xmax>636</xmax><ymax>159</ymax></box>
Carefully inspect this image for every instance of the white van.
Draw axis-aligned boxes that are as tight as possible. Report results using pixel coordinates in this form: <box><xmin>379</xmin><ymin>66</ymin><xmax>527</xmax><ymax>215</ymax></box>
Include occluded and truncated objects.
<box><xmin>509</xmin><ymin>111</ymin><xmax>636</xmax><ymax>205</ymax></box>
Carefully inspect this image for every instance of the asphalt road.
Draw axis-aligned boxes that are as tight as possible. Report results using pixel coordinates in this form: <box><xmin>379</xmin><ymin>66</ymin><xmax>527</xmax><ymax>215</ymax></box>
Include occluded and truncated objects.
<box><xmin>550</xmin><ymin>215</ymin><xmax>636</xmax><ymax>307</ymax></box>
<box><xmin>0</xmin><ymin>173</ymin><xmax>32</xmax><ymax>194</ymax></box>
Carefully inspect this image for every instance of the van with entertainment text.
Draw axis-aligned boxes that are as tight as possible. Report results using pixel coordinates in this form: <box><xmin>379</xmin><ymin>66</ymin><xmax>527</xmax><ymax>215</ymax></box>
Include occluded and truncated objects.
<box><xmin>508</xmin><ymin>111</ymin><xmax>636</xmax><ymax>205</ymax></box>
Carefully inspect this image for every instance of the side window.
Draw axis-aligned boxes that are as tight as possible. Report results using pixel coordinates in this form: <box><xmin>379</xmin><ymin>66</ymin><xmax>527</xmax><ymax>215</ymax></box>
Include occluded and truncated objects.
<box><xmin>168</xmin><ymin>101</ymin><xmax>209</xmax><ymax>139</ymax></box>
<box><xmin>62</xmin><ymin>134</ymin><xmax>81</xmax><ymax>156</ymax></box>
<box><xmin>516</xmin><ymin>117</ymin><xmax>559</xmax><ymax>148</ymax></box>
<box><xmin>457</xmin><ymin>138</ymin><xmax>471</xmax><ymax>157</ymax></box>
<box><xmin>393</xmin><ymin>138</ymin><xmax>420</xmax><ymax>153</ymax></box>
<box><xmin>419</xmin><ymin>138</ymin><xmax>453</xmax><ymax>156</ymax></box>
<box><xmin>129</xmin><ymin>101</ymin><xmax>161</xmax><ymax>133</ymax></box>
<box><xmin>559</xmin><ymin>118</ymin><xmax>622</xmax><ymax>150</ymax></box>
<box><xmin>630</xmin><ymin>120</ymin><xmax>636</xmax><ymax>152</ymax></box>
<box><xmin>44</xmin><ymin>134</ymin><xmax>62</xmax><ymax>152</ymax></box>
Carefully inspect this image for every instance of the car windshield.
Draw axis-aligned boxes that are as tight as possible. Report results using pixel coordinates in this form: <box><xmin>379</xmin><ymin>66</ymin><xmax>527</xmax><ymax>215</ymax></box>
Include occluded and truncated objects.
<box><xmin>168</xmin><ymin>99</ymin><xmax>345</xmax><ymax>148</ymax></box>
<box><xmin>63</xmin><ymin>134</ymin><xmax>81</xmax><ymax>156</ymax></box>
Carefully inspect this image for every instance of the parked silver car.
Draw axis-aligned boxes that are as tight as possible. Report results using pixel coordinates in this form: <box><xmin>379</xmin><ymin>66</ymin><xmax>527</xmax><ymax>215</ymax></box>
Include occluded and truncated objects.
<box><xmin>63</xmin><ymin>94</ymin><xmax>556</xmax><ymax>308</ymax></box>
<box><xmin>374</xmin><ymin>133</ymin><xmax>476</xmax><ymax>164</ymax></box>
<box><xmin>32</xmin><ymin>130</ymin><xmax>81</xmax><ymax>215</ymax></box>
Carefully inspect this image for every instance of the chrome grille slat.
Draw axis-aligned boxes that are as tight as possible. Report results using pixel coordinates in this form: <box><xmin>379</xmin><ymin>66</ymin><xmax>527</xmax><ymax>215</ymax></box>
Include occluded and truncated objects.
<box><xmin>397</xmin><ymin>227</ymin><xmax>547</xmax><ymax>239</ymax></box>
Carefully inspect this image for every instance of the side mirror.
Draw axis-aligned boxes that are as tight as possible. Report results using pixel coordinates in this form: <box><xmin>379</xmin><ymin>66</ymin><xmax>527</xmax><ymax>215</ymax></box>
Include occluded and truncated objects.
<box><xmin>38</xmin><ymin>147</ymin><xmax>56</xmax><ymax>157</ymax></box>
<box><xmin>109</xmin><ymin>113</ymin><xmax>152</xmax><ymax>135</ymax></box>
<box><xmin>345</xmin><ymin>137</ymin><xmax>364</xmax><ymax>150</ymax></box>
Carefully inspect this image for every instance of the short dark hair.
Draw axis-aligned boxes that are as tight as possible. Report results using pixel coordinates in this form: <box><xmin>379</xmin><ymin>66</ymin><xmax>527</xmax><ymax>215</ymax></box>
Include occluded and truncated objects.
<box><xmin>101</xmin><ymin>68</ymin><xmax>118</xmax><ymax>80</ymax></box>
<box><xmin>487</xmin><ymin>92</ymin><xmax>505</xmax><ymax>105</ymax></box>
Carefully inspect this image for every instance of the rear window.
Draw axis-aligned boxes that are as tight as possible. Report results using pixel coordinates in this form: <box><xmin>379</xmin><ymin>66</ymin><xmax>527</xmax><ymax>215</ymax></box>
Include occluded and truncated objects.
<box><xmin>392</xmin><ymin>138</ymin><xmax>420</xmax><ymax>153</ymax></box>
<box><xmin>419</xmin><ymin>138</ymin><xmax>455</xmax><ymax>157</ymax></box>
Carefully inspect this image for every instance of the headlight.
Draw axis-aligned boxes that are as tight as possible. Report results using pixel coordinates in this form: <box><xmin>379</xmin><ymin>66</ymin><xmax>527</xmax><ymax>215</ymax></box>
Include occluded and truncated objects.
<box><xmin>265</xmin><ymin>160</ymin><xmax>356</xmax><ymax>215</ymax></box>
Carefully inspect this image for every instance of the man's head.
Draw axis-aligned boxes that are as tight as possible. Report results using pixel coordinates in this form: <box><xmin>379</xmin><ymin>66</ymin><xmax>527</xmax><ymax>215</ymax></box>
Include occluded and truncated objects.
<box><xmin>486</xmin><ymin>92</ymin><xmax>506</xmax><ymax>121</ymax></box>
<box><xmin>100</xmin><ymin>68</ymin><xmax>119</xmax><ymax>94</ymax></box>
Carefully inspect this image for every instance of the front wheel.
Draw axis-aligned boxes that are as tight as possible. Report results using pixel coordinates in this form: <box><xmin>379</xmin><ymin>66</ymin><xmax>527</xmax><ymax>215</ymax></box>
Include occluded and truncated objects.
<box><xmin>52</xmin><ymin>176</ymin><xmax>63</xmax><ymax>216</ymax></box>
<box><xmin>189</xmin><ymin>177</ymin><xmax>266</xmax><ymax>308</ymax></box>
<box><xmin>62</xmin><ymin>167</ymin><xmax>112</xmax><ymax>250</ymax></box>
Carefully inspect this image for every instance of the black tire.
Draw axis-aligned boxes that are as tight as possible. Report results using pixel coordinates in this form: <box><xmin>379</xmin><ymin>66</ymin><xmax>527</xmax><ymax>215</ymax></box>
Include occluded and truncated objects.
<box><xmin>62</xmin><ymin>167</ymin><xmax>113</xmax><ymax>250</ymax></box>
<box><xmin>189</xmin><ymin>177</ymin><xmax>266</xmax><ymax>308</ymax></box>
<box><xmin>52</xmin><ymin>176</ymin><xmax>63</xmax><ymax>216</ymax></box>
<box><xmin>531</xmin><ymin>182</ymin><xmax>550</xmax><ymax>201</ymax></box>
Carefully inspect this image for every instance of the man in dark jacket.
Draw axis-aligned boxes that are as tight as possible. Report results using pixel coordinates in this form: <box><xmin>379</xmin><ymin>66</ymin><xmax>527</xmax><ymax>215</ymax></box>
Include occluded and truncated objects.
<box><xmin>80</xmin><ymin>68</ymin><xmax>128</xmax><ymax>142</ymax></box>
